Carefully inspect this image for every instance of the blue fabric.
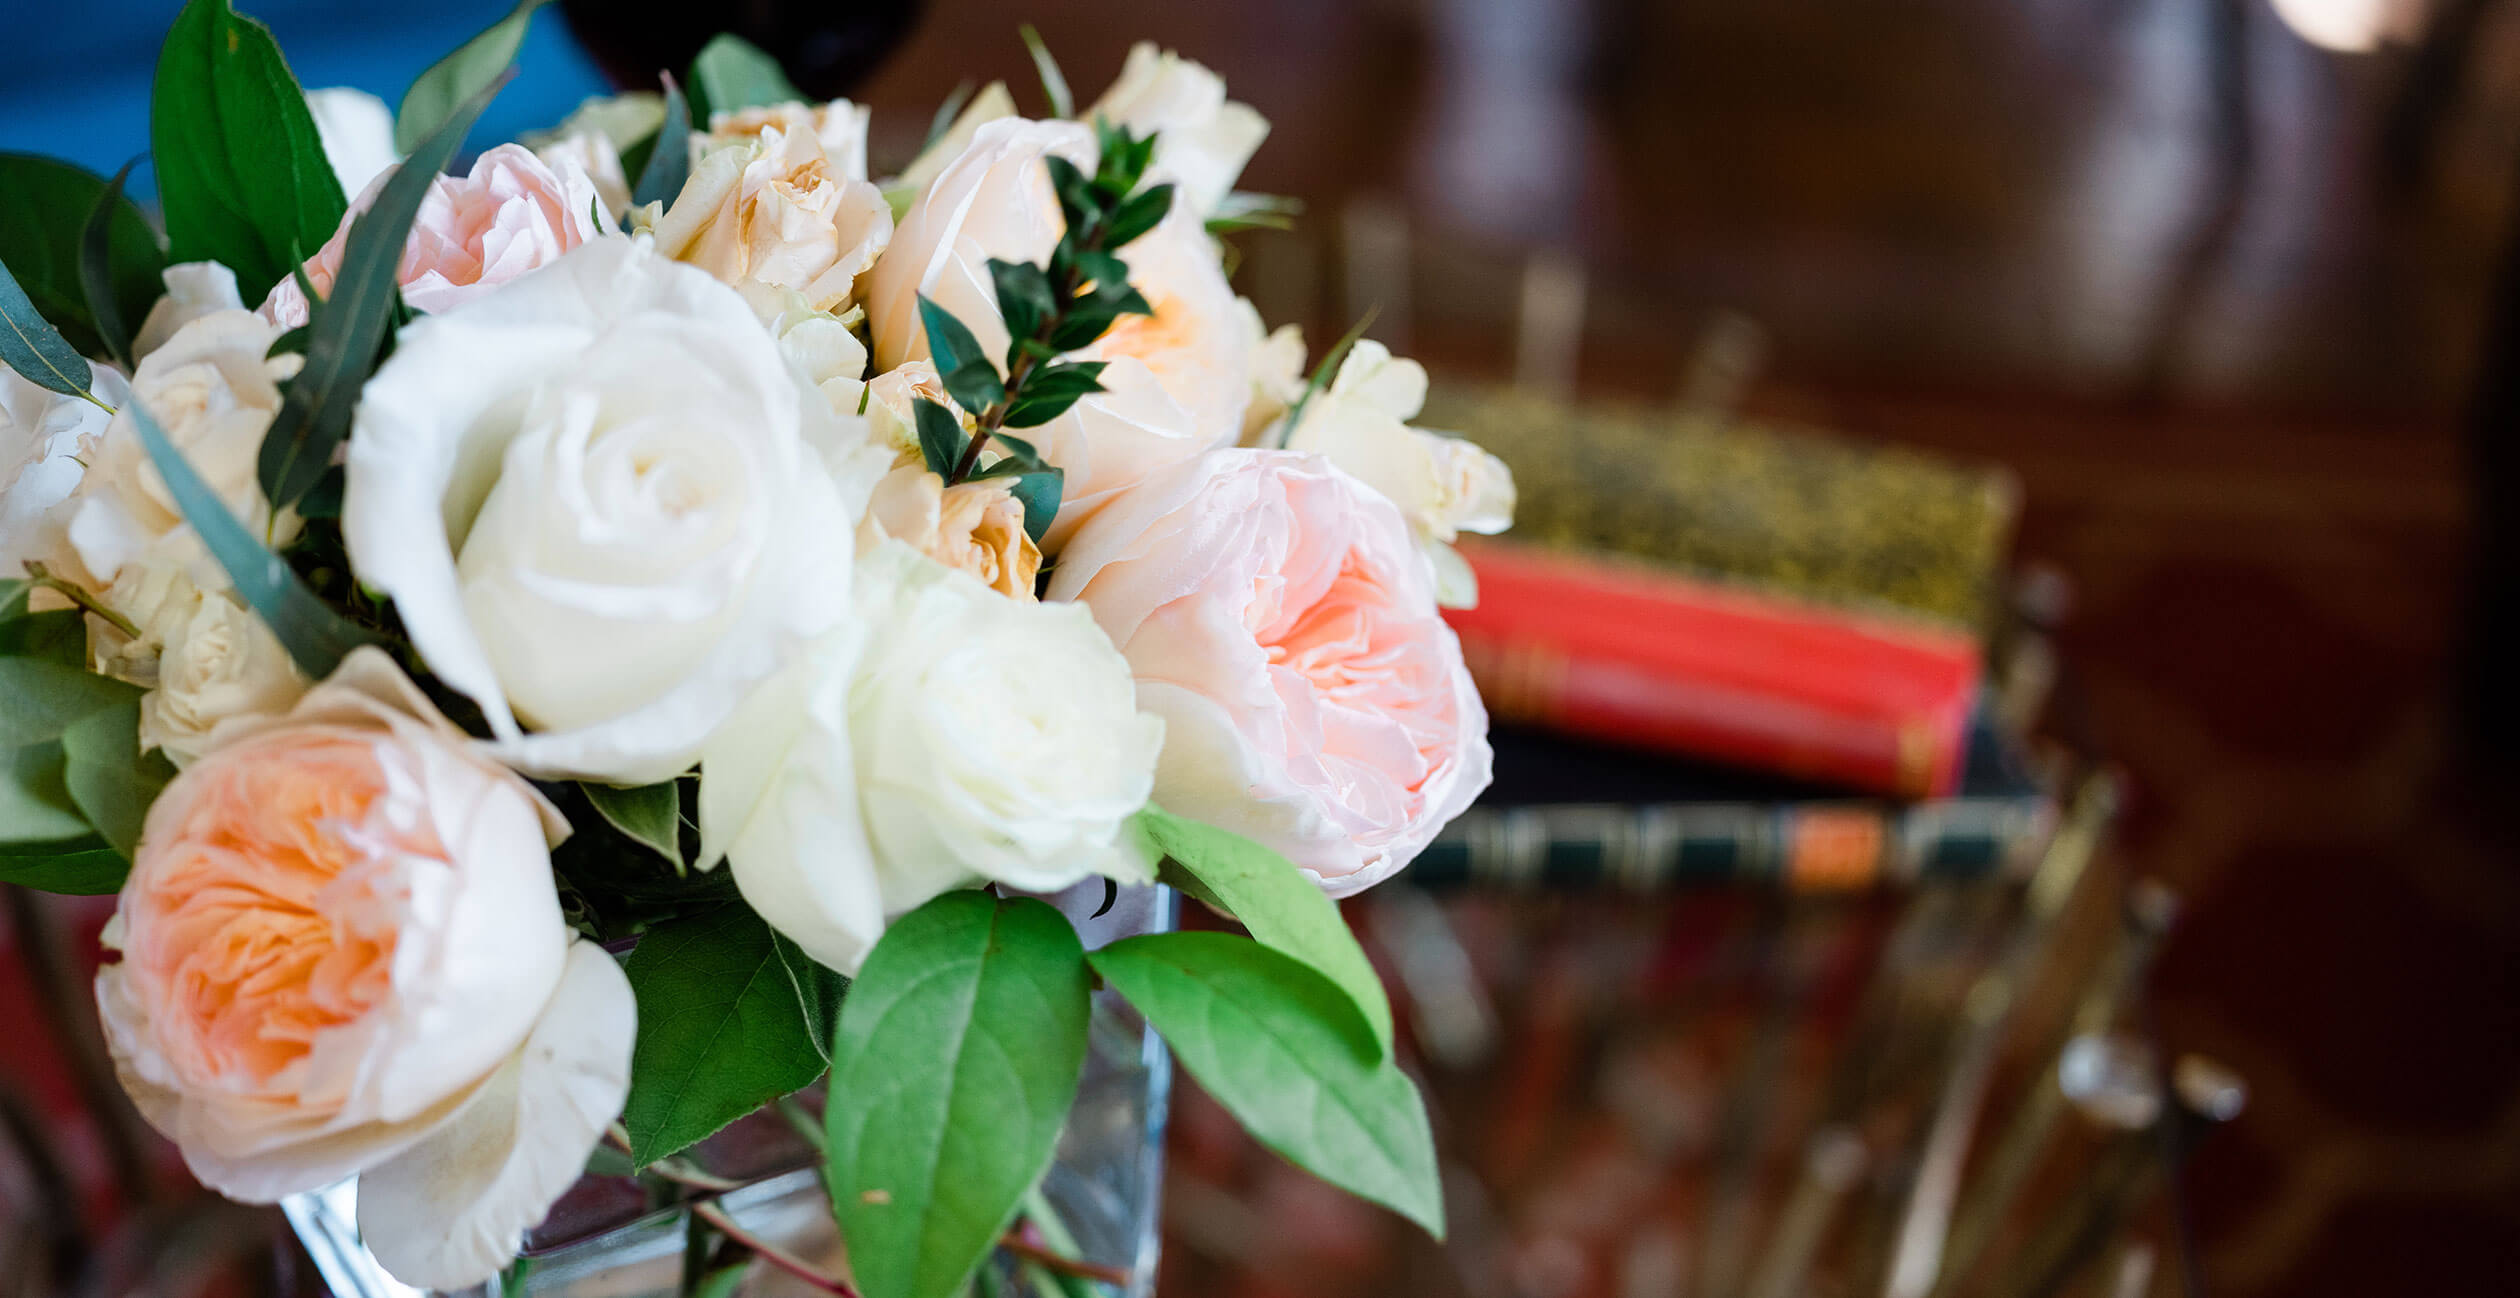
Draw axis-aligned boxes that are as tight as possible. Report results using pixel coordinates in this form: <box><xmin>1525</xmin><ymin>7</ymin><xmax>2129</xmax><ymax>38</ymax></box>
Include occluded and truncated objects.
<box><xmin>0</xmin><ymin>0</ymin><xmax>615</xmax><ymax>199</ymax></box>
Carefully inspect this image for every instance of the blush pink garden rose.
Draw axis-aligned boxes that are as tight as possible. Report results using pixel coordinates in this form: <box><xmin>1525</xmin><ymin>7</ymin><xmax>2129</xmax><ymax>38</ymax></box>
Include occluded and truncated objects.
<box><xmin>94</xmin><ymin>650</ymin><xmax>633</xmax><ymax>1290</ymax></box>
<box><xmin>1046</xmin><ymin>448</ymin><xmax>1492</xmax><ymax>895</ymax></box>
<box><xmin>259</xmin><ymin>143</ymin><xmax>610</xmax><ymax>328</ymax></box>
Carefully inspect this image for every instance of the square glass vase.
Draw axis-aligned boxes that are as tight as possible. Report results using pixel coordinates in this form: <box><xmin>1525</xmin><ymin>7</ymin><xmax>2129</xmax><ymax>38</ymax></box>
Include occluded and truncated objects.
<box><xmin>283</xmin><ymin>885</ymin><xmax>1176</xmax><ymax>1298</ymax></box>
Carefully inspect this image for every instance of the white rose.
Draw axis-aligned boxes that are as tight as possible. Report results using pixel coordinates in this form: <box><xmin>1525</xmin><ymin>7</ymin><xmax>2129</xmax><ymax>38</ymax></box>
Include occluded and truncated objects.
<box><xmin>305</xmin><ymin>87</ymin><xmax>401</xmax><ymax>198</ymax></box>
<box><xmin>1086</xmin><ymin>42</ymin><xmax>1270</xmax><ymax>219</ymax></box>
<box><xmin>1273</xmin><ymin>339</ymin><xmax>1514</xmax><ymax>605</ymax></box>
<box><xmin>889</xmin><ymin>80</ymin><xmax>1016</xmax><ymax>197</ymax></box>
<box><xmin>649</xmin><ymin>108</ymin><xmax>893</xmax><ymax>315</ymax></box>
<box><xmin>344</xmin><ymin>239</ymin><xmax>869</xmax><ymax>783</ymax></box>
<box><xmin>131</xmin><ymin>261</ymin><xmax>245</xmax><ymax>361</ymax></box>
<box><xmin>96</xmin><ymin>649</ymin><xmax>631</xmax><ymax>1290</ymax></box>
<box><xmin>524</xmin><ymin>93</ymin><xmax>665</xmax><ymax>222</ymax></box>
<box><xmin>535</xmin><ymin>131</ymin><xmax>633</xmax><ymax>225</ymax></box>
<box><xmin>67</xmin><ymin>311</ymin><xmax>299</xmax><ymax>591</ymax></box>
<box><xmin>699</xmin><ymin>541</ymin><xmax>1163</xmax><ymax>972</ymax></box>
<box><xmin>1</xmin><ymin>366</ymin><xmax>126</xmax><ymax>581</ymax></box>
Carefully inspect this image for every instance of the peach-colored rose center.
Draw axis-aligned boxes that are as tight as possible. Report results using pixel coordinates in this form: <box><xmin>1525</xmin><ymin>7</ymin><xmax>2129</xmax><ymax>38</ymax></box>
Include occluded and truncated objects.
<box><xmin>124</xmin><ymin>731</ymin><xmax>436</xmax><ymax>1091</ymax></box>
<box><xmin>1257</xmin><ymin>553</ymin><xmax>1451</xmax><ymax>814</ymax></box>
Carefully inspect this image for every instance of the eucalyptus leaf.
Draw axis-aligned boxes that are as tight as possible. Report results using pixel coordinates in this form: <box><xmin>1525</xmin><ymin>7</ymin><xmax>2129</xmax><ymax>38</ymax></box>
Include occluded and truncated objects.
<box><xmin>0</xmin><ymin>660</ymin><xmax>141</xmax><ymax>751</ymax></box>
<box><xmin>0</xmin><ymin>153</ymin><xmax>164</xmax><ymax>359</ymax></box>
<box><xmin>582</xmin><ymin>780</ymin><xmax>684</xmax><ymax>868</ymax></box>
<box><xmin>124</xmin><ymin>397</ymin><xmax>380</xmax><ymax>679</ymax></box>
<box><xmin>628</xmin><ymin>78</ymin><xmax>692</xmax><ymax>216</ymax></box>
<box><xmin>0</xmin><ymin>838</ymin><xmax>128</xmax><ymax>895</ymax></box>
<box><xmin>1135</xmin><ymin>805</ymin><xmax>1393</xmax><ymax>1059</ymax></box>
<box><xmin>1089</xmin><ymin>932</ymin><xmax>1444</xmax><ymax>1236</ymax></box>
<box><xmin>1017</xmin><ymin>24</ymin><xmax>1074</xmax><ymax>120</ymax></box>
<box><xmin>0</xmin><ymin>257</ymin><xmax>95</xmax><ymax>400</ymax></box>
<box><xmin>396</xmin><ymin>0</ymin><xmax>548</xmax><ymax>153</ymax></box>
<box><xmin>152</xmin><ymin>0</ymin><xmax>348</xmax><ymax>303</ymax></box>
<box><xmin>79</xmin><ymin>158</ymin><xmax>154</xmax><ymax>370</ymax></box>
<box><xmin>0</xmin><ymin>609</ymin><xmax>90</xmax><ymax>668</ymax></box>
<box><xmin>1</xmin><ymin>741</ymin><xmax>91</xmax><ymax>847</ymax></box>
<box><xmin>60</xmin><ymin>700</ymin><xmax>174</xmax><ymax>860</ymax></box>
<box><xmin>260</xmin><ymin>69</ymin><xmax>508</xmax><ymax>511</ymax></box>
<box><xmin>621</xmin><ymin>904</ymin><xmax>836</xmax><ymax>1166</ymax></box>
<box><xmin>923</xmin><ymin>80</ymin><xmax>977</xmax><ymax>155</ymax></box>
<box><xmin>912</xmin><ymin>399</ymin><xmax>967</xmax><ymax>479</ymax></box>
<box><xmin>688</xmin><ymin>34</ymin><xmax>802</xmax><ymax>124</ymax></box>
<box><xmin>825</xmin><ymin>892</ymin><xmax>1091</xmax><ymax>1298</ymax></box>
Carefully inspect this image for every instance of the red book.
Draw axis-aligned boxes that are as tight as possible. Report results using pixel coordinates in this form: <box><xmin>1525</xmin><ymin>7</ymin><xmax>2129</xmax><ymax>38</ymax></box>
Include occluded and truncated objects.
<box><xmin>1443</xmin><ymin>539</ymin><xmax>1982</xmax><ymax>798</ymax></box>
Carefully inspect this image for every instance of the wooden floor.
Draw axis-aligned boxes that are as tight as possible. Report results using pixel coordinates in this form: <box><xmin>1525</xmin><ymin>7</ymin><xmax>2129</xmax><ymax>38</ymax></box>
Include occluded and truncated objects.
<box><xmin>852</xmin><ymin>1</ymin><xmax>2520</xmax><ymax>1293</ymax></box>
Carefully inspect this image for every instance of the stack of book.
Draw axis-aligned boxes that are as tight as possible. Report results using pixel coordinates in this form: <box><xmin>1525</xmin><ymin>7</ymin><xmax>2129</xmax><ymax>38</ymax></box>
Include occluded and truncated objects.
<box><xmin>1420</xmin><ymin>387</ymin><xmax>2055</xmax><ymax>887</ymax></box>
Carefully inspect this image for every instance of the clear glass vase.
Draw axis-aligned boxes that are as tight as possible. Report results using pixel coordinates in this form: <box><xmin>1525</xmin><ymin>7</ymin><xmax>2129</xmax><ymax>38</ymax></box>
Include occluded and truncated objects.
<box><xmin>285</xmin><ymin>885</ymin><xmax>1176</xmax><ymax>1298</ymax></box>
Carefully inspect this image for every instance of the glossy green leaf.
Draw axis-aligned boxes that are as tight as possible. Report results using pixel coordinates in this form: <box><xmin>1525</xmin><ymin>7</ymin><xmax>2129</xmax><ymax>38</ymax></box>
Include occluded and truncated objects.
<box><xmin>582</xmin><ymin>779</ymin><xmax>684</xmax><ymax>867</ymax></box>
<box><xmin>0</xmin><ymin>153</ymin><xmax>164</xmax><ymax>360</ymax></box>
<box><xmin>1090</xmin><ymin>932</ymin><xmax>1443</xmax><ymax>1236</ymax></box>
<box><xmin>1007</xmin><ymin>467</ymin><xmax>1061</xmax><ymax>544</ymax></box>
<box><xmin>260</xmin><ymin>69</ymin><xmax>507</xmax><ymax>511</ymax></box>
<box><xmin>688</xmin><ymin>34</ymin><xmax>802</xmax><ymax>124</ymax></box>
<box><xmin>396</xmin><ymin>0</ymin><xmax>547</xmax><ymax>152</ymax></box>
<box><xmin>628</xmin><ymin>78</ymin><xmax>692</xmax><ymax>216</ymax></box>
<box><xmin>78</xmin><ymin>158</ymin><xmax>158</xmax><ymax>370</ymax></box>
<box><xmin>0</xmin><ymin>257</ymin><xmax>94</xmax><ymax>399</ymax></box>
<box><xmin>152</xmin><ymin>0</ymin><xmax>348</xmax><ymax>303</ymax></box>
<box><xmin>985</xmin><ymin>259</ymin><xmax>1053</xmax><ymax>366</ymax></box>
<box><xmin>825</xmin><ymin>892</ymin><xmax>1091</xmax><ymax>1298</ymax></box>
<box><xmin>1102</xmin><ymin>183</ymin><xmax>1174</xmax><ymax>251</ymax></box>
<box><xmin>1</xmin><ymin>741</ymin><xmax>91</xmax><ymax>847</ymax></box>
<box><xmin>771</xmin><ymin>930</ymin><xmax>848</xmax><ymax>1062</ymax></box>
<box><xmin>913</xmin><ymin>398</ymin><xmax>966</xmax><ymax>479</ymax></box>
<box><xmin>1017</xmin><ymin>24</ymin><xmax>1073</xmax><ymax>120</ymax></box>
<box><xmin>917</xmin><ymin>295</ymin><xmax>1004</xmax><ymax>413</ymax></box>
<box><xmin>621</xmin><ymin>904</ymin><xmax>836</xmax><ymax>1166</ymax></box>
<box><xmin>60</xmin><ymin>700</ymin><xmax>174</xmax><ymax>859</ymax></box>
<box><xmin>0</xmin><ymin>838</ymin><xmax>128</xmax><ymax>895</ymax></box>
<box><xmin>124</xmin><ymin>398</ymin><xmax>381</xmax><ymax>679</ymax></box>
<box><xmin>0</xmin><ymin>660</ymin><xmax>141</xmax><ymax>751</ymax></box>
<box><xmin>1135</xmin><ymin>805</ymin><xmax>1393</xmax><ymax>1059</ymax></box>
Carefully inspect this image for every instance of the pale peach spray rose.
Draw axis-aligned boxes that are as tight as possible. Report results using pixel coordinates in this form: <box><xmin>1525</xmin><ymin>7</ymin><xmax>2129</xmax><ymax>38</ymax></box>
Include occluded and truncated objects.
<box><xmin>259</xmin><ymin>144</ymin><xmax>611</xmax><ymax>328</ymax></box>
<box><xmin>1046</xmin><ymin>447</ymin><xmax>1492</xmax><ymax>896</ymax></box>
<box><xmin>858</xmin><ymin>464</ymin><xmax>1041</xmax><ymax>599</ymax></box>
<box><xmin>94</xmin><ymin>649</ymin><xmax>634</xmax><ymax>1289</ymax></box>
<box><xmin>648</xmin><ymin>107</ymin><xmax>892</xmax><ymax>315</ymax></box>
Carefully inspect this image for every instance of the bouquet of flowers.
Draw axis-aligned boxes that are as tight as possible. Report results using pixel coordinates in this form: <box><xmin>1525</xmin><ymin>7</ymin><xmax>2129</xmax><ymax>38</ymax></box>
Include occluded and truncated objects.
<box><xmin>0</xmin><ymin>2</ymin><xmax>1515</xmax><ymax>1293</ymax></box>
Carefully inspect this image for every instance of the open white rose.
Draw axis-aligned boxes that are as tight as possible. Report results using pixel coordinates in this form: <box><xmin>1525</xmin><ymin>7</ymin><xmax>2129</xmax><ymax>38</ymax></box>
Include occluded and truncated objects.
<box><xmin>1086</xmin><ymin>43</ymin><xmax>1270</xmax><ymax>220</ymax></box>
<box><xmin>700</xmin><ymin>541</ymin><xmax>1163</xmax><ymax>973</ymax></box>
<box><xmin>1</xmin><ymin>366</ymin><xmax>126</xmax><ymax>581</ymax></box>
<box><xmin>650</xmin><ymin>106</ymin><xmax>893</xmax><ymax>315</ymax></box>
<box><xmin>95</xmin><ymin>649</ymin><xmax>632</xmax><ymax>1290</ymax></box>
<box><xmin>67</xmin><ymin>311</ymin><xmax>298</xmax><ymax>591</ymax></box>
<box><xmin>344</xmin><ymin>239</ymin><xmax>870</xmax><ymax>784</ymax></box>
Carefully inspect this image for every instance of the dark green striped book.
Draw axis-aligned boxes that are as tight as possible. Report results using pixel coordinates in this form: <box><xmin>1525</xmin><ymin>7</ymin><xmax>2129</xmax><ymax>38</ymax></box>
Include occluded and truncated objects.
<box><xmin>1416</xmin><ymin>710</ymin><xmax>2053</xmax><ymax>892</ymax></box>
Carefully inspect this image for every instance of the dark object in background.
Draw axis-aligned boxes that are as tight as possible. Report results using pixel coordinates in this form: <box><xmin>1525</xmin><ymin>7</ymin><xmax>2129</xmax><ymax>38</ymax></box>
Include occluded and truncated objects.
<box><xmin>558</xmin><ymin>0</ymin><xmax>923</xmax><ymax>99</ymax></box>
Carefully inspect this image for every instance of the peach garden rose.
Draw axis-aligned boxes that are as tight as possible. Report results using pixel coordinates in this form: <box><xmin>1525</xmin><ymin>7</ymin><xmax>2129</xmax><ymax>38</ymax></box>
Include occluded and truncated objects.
<box><xmin>1047</xmin><ymin>447</ymin><xmax>1492</xmax><ymax>895</ymax></box>
<box><xmin>93</xmin><ymin>650</ymin><xmax>633</xmax><ymax>1290</ymax></box>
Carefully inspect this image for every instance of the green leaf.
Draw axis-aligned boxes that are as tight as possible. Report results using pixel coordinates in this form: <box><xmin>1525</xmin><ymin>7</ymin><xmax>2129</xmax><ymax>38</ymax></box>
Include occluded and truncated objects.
<box><xmin>78</xmin><ymin>158</ymin><xmax>159</xmax><ymax>371</ymax></box>
<box><xmin>1090</xmin><ymin>932</ymin><xmax>1443</xmax><ymax>1236</ymax></box>
<box><xmin>0</xmin><ymin>257</ymin><xmax>95</xmax><ymax>400</ymax></box>
<box><xmin>152</xmin><ymin>0</ymin><xmax>348</xmax><ymax>304</ymax></box>
<box><xmin>621</xmin><ymin>904</ymin><xmax>836</xmax><ymax>1166</ymax></box>
<box><xmin>772</xmin><ymin>930</ymin><xmax>848</xmax><ymax>1062</ymax></box>
<box><xmin>1017</xmin><ymin>24</ymin><xmax>1074</xmax><ymax>120</ymax></box>
<box><xmin>0</xmin><ymin>610</ymin><xmax>90</xmax><ymax>668</ymax></box>
<box><xmin>912</xmin><ymin>399</ymin><xmax>967</xmax><ymax>479</ymax></box>
<box><xmin>824</xmin><ymin>892</ymin><xmax>1091</xmax><ymax>1298</ymax></box>
<box><xmin>985</xmin><ymin>259</ymin><xmax>1054</xmax><ymax>367</ymax></box>
<box><xmin>0</xmin><ymin>153</ymin><xmax>165</xmax><ymax>360</ymax></box>
<box><xmin>0</xmin><ymin>660</ymin><xmax>141</xmax><ymax>751</ymax></box>
<box><xmin>1207</xmin><ymin>191</ymin><xmax>1305</xmax><ymax>236</ymax></box>
<box><xmin>998</xmin><ymin>362</ymin><xmax>1105</xmax><ymax>428</ymax></box>
<box><xmin>396</xmin><ymin>0</ymin><xmax>548</xmax><ymax>153</ymax></box>
<box><xmin>260</xmin><ymin>68</ymin><xmax>508</xmax><ymax>511</ymax></box>
<box><xmin>688</xmin><ymin>33</ymin><xmax>802</xmax><ymax>124</ymax></box>
<box><xmin>1006</xmin><ymin>467</ymin><xmax>1062</xmax><ymax>545</ymax></box>
<box><xmin>1</xmin><ymin>741</ymin><xmax>91</xmax><ymax>847</ymax></box>
<box><xmin>1275</xmin><ymin>308</ymin><xmax>1379</xmax><ymax>449</ymax></box>
<box><xmin>1040</xmin><ymin>156</ymin><xmax>1099</xmax><ymax>241</ymax></box>
<box><xmin>628</xmin><ymin>77</ymin><xmax>692</xmax><ymax>216</ymax></box>
<box><xmin>923</xmin><ymin>80</ymin><xmax>978</xmax><ymax>155</ymax></box>
<box><xmin>582</xmin><ymin>779</ymin><xmax>684</xmax><ymax>868</ymax></box>
<box><xmin>60</xmin><ymin>700</ymin><xmax>173</xmax><ymax>860</ymax></box>
<box><xmin>124</xmin><ymin>396</ymin><xmax>381</xmax><ymax>680</ymax></box>
<box><xmin>0</xmin><ymin>838</ymin><xmax>128</xmax><ymax>895</ymax></box>
<box><xmin>1135</xmin><ymin>805</ymin><xmax>1393</xmax><ymax>1060</ymax></box>
<box><xmin>1102</xmin><ymin>184</ymin><xmax>1174</xmax><ymax>251</ymax></box>
<box><xmin>916</xmin><ymin>295</ymin><xmax>1004</xmax><ymax>413</ymax></box>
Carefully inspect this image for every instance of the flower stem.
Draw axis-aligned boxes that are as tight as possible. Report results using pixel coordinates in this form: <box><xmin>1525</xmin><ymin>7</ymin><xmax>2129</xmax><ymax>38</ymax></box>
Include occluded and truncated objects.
<box><xmin>996</xmin><ymin>1233</ymin><xmax>1132</xmax><ymax>1288</ymax></box>
<box><xmin>22</xmin><ymin>561</ymin><xmax>140</xmax><ymax>640</ymax></box>
<box><xmin>691</xmin><ymin>1200</ymin><xmax>861</xmax><ymax>1298</ymax></box>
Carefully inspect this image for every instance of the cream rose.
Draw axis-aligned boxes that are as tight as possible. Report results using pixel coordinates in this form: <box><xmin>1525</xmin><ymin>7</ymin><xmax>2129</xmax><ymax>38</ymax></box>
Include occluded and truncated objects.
<box><xmin>859</xmin><ymin>465</ymin><xmax>1041</xmax><ymax>599</ymax></box>
<box><xmin>131</xmin><ymin>261</ymin><xmax>246</xmax><ymax>361</ymax></box>
<box><xmin>648</xmin><ymin>106</ymin><xmax>892</xmax><ymax>315</ymax></box>
<box><xmin>344</xmin><ymin>239</ymin><xmax>871</xmax><ymax>784</ymax></box>
<box><xmin>1</xmin><ymin>366</ymin><xmax>126</xmax><ymax>581</ymax></box>
<box><xmin>1048</xmin><ymin>448</ymin><xmax>1491</xmax><ymax>897</ymax></box>
<box><xmin>1086</xmin><ymin>43</ymin><xmax>1270</xmax><ymax>219</ymax></box>
<box><xmin>706</xmin><ymin>99</ymin><xmax>872</xmax><ymax>181</ymax></box>
<box><xmin>79</xmin><ymin>558</ymin><xmax>312</xmax><ymax>765</ymax></box>
<box><xmin>95</xmin><ymin>649</ymin><xmax>632</xmax><ymax>1289</ymax></box>
<box><xmin>260</xmin><ymin>144</ymin><xmax>613</xmax><ymax>329</ymax></box>
<box><xmin>305</xmin><ymin>87</ymin><xmax>401</xmax><ymax>198</ymax></box>
<box><xmin>700</xmin><ymin>541</ymin><xmax>1163</xmax><ymax>972</ymax></box>
<box><xmin>66</xmin><ymin>311</ymin><xmax>298</xmax><ymax>590</ymax></box>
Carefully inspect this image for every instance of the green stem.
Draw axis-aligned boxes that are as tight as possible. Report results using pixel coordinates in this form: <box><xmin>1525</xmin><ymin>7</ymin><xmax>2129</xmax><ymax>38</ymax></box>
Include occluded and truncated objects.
<box><xmin>22</xmin><ymin>561</ymin><xmax>140</xmax><ymax>639</ymax></box>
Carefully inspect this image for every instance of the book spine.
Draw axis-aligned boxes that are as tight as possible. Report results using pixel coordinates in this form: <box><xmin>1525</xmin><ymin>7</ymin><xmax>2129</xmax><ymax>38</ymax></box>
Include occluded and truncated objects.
<box><xmin>1445</xmin><ymin>540</ymin><xmax>1984</xmax><ymax>797</ymax></box>
<box><xmin>1410</xmin><ymin>797</ymin><xmax>2059</xmax><ymax>893</ymax></box>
